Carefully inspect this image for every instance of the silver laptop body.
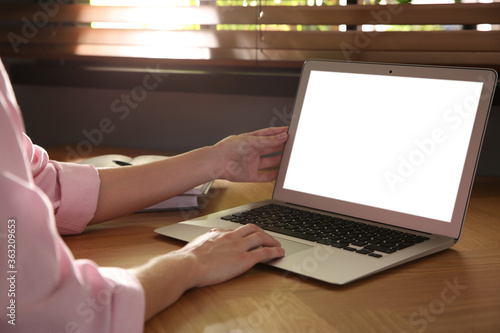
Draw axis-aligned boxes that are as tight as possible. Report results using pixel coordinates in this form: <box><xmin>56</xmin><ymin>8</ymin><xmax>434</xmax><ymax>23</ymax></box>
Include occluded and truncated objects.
<box><xmin>155</xmin><ymin>60</ymin><xmax>497</xmax><ymax>285</ymax></box>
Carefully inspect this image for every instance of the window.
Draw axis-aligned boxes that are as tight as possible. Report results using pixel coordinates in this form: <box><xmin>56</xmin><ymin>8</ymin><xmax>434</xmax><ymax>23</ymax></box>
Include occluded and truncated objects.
<box><xmin>0</xmin><ymin>0</ymin><xmax>499</xmax><ymax>69</ymax></box>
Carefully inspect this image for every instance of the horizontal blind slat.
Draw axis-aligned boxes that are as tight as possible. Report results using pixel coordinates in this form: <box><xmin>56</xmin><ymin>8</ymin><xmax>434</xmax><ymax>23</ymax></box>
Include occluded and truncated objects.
<box><xmin>0</xmin><ymin>27</ymin><xmax>256</xmax><ymax>49</ymax></box>
<box><xmin>1</xmin><ymin>4</ymin><xmax>499</xmax><ymax>25</ymax></box>
<box><xmin>259</xmin><ymin>31</ymin><xmax>500</xmax><ymax>52</ymax></box>
<box><xmin>0</xmin><ymin>43</ymin><xmax>257</xmax><ymax>62</ymax></box>
<box><xmin>259</xmin><ymin>4</ymin><xmax>500</xmax><ymax>25</ymax></box>
<box><xmin>3</xmin><ymin>27</ymin><xmax>497</xmax><ymax>52</ymax></box>
<box><xmin>0</xmin><ymin>5</ymin><xmax>257</xmax><ymax>25</ymax></box>
<box><xmin>258</xmin><ymin>50</ymin><xmax>500</xmax><ymax>66</ymax></box>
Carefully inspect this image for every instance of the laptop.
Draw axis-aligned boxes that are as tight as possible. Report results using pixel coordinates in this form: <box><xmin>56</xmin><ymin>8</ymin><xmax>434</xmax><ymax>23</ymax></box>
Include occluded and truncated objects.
<box><xmin>155</xmin><ymin>60</ymin><xmax>497</xmax><ymax>285</ymax></box>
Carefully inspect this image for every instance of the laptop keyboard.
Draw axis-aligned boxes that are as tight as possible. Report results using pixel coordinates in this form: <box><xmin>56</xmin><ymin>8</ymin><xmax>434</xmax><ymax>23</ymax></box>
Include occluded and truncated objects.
<box><xmin>221</xmin><ymin>204</ymin><xmax>430</xmax><ymax>258</ymax></box>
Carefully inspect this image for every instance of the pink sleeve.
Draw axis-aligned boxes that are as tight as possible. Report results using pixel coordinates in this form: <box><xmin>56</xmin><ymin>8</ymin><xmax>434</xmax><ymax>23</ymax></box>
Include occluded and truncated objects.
<box><xmin>1</xmin><ymin>59</ymin><xmax>145</xmax><ymax>332</ymax></box>
<box><xmin>0</xmin><ymin>171</ymin><xmax>145</xmax><ymax>333</ymax></box>
<box><xmin>25</xmin><ymin>134</ymin><xmax>101</xmax><ymax>235</ymax></box>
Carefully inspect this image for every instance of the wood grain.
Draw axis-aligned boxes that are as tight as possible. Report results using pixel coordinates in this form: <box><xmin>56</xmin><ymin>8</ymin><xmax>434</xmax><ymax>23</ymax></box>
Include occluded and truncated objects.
<box><xmin>49</xmin><ymin>146</ymin><xmax>500</xmax><ymax>333</ymax></box>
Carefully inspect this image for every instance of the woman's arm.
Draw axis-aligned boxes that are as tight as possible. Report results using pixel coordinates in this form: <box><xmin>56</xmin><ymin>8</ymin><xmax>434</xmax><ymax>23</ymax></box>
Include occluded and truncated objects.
<box><xmin>130</xmin><ymin>223</ymin><xmax>285</xmax><ymax>321</ymax></box>
<box><xmin>90</xmin><ymin>127</ymin><xmax>288</xmax><ymax>224</ymax></box>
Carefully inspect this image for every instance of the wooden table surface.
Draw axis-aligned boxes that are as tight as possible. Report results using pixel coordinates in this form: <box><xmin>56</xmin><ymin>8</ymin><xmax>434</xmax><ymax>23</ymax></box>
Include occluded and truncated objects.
<box><xmin>54</xmin><ymin>146</ymin><xmax>500</xmax><ymax>333</ymax></box>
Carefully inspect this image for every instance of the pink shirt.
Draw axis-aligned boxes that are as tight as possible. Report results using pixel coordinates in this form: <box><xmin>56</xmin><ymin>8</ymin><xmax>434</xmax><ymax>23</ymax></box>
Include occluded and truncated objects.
<box><xmin>0</xmin><ymin>60</ymin><xmax>145</xmax><ymax>332</ymax></box>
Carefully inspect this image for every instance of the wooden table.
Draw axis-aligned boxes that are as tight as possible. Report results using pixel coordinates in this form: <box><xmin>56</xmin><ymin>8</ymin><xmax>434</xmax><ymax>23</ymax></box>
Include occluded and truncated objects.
<box><xmin>55</xmin><ymin>147</ymin><xmax>500</xmax><ymax>333</ymax></box>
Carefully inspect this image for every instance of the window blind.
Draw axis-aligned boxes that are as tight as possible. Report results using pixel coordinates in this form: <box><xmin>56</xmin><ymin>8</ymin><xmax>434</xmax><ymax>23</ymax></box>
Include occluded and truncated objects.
<box><xmin>0</xmin><ymin>1</ymin><xmax>499</xmax><ymax>69</ymax></box>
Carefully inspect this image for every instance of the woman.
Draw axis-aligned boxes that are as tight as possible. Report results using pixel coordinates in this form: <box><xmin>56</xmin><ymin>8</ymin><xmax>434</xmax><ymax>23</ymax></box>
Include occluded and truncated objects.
<box><xmin>0</xmin><ymin>59</ymin><xmax>287</xmax><ymax>332</ymax></box>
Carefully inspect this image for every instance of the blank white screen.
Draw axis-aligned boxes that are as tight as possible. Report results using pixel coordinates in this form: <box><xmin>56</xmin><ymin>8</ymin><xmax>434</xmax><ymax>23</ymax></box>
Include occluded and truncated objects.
<box><xmin>283</xmin><ymin>70</ymin><xmax>483</xmax><ymax>222</ymax></box>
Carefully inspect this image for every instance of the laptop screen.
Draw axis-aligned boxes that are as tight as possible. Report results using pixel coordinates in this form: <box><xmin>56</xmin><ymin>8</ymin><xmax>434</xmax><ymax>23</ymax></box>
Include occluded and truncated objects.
<box><xmin>282</xmin><ymin>70</ymin><xmax>483</xmax><ymax>223</ymax></box>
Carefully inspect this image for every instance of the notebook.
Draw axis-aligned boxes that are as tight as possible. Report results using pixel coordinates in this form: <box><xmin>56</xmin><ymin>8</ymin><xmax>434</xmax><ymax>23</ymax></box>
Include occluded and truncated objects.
<box><xmin>155</xmin><ymin>60</ymin><xmax>497</xmax><ymax>285</ymax></box>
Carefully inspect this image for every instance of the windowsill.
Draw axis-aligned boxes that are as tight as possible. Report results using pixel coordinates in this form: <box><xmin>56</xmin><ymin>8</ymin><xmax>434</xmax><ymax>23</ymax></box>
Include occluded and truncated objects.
<box><xmin>6</xmin><ymin>58</ymin><xmax>302</xmax><ymax>98</ymax></box>
<box><xmin>4</xmin><ymin>57</ymin><xmax>499</xmax><ymax>105</ymax></box>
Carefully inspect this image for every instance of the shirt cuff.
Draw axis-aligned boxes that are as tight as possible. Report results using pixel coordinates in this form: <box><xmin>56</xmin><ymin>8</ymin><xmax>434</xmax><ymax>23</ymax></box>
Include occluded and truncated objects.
<box><xmin>53</xmin><ymin>161</ymin><xmax>101</xmax><ymax>235</ymax></box>
<box><xmin>98</xmin><ymin>266</ymin><xmax>146</xmax><ymax>333</ymax></box>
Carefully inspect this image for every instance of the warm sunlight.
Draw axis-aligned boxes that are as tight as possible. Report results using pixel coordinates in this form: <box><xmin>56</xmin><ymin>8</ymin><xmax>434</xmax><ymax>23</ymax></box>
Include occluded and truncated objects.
<box><xmin>82</xmin><ymin>0</ymin><xmax>499</xmax><ymax>62</ymax></box>
<box><xmin>90</xmin><ymin>0</ymin><xmax>198</xmax><ymax>6</ymax></box>
<box><xmin>88</xmin><ymin>2</ymin><xmax>223</xmax><ymax>31</ymax></box>
<box><xmin>74</xmin><ymin>44</ymin><xmax>213</xmax><ymax>60</ymax></box>
<box><xmin>88</xmin><ymin>1</ymin><xmax>222</xmax><ymax>59</ymax></box>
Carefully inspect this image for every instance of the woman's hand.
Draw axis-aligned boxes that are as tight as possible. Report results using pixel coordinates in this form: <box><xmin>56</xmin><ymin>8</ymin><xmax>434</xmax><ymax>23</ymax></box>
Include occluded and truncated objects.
<box><xmin>131</xmin><ymin>224</ymin><xmax>285</xmax><ymax>320</ymax></box>
<box><xmin>178</xmin><ymin>223</ymin><xmax>285</xmax><ymax>288</ymax></box>
<box><xmin>213</xmin><ymin>127</ymin><xmax>288</xmax><ymax>182</ymax></box>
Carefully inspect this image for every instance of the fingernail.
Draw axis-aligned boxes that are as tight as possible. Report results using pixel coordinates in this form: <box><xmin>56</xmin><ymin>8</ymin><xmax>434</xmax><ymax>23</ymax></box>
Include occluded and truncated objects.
<box><xmin>277</xmin><ymin>133</ymin><xmax>287</xmax><ymax>141</ymax></box>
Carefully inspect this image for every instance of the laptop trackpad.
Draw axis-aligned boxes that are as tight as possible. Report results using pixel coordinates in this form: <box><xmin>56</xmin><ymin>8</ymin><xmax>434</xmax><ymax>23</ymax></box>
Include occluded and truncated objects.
<box><xmin>274</xmin><ymin>237</ymin><xmax>313</xmax><ymax>256</ymax></box>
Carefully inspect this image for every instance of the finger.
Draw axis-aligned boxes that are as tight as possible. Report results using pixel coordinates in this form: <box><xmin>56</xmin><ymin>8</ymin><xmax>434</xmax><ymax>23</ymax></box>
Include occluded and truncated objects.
<box><xmin>247</xmin><ymin>132</ymin><xmax>288</xmax><ymax>150</ymax></box>
<box><xmin>234</xmin><ymin>224</ymin><xmax>283</xmax><ymax>250</ymax></box>
<box><xmin>258</xmin><ymin>143</ymin><xmax>286</xmax><ymax>157</ymax></box>
<box><xmin>232</xmin><ymin>223</ymin><xmax>264</xmax><ymax>238</ymax></box>
<box><xmin>247</xmin><ymin>126</ymin><xmax>288</xmax><ymax>137</ymax></box>
<box><xmin>248</xmin><ymin>246</ymin><xmax>286</xmax><ymax>263</ymax></box>
<box><xmin>245</xmin><ymin>231</ymin><xmax>283</xmax><ymax>251</ymax></box>
<box><xmin>232</xmin><ymin>224</ymin><xmax>281</xmax><ymax>247</ymax></box>
<box><xmin>258</xmin><ymin>153</ymin><xmax>283</xmax><ymax>170</ymax></box>
<box><xmin>253</xmin><ymin>170</ymin><xmax>278</xmax><ymax>183</ymax></box>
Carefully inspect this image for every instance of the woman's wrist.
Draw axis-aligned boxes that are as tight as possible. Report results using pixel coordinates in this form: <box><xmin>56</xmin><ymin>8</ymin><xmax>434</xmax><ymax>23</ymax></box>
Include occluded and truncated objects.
<box><xmin>205</xmin><ymin>139</ymin><xmax>232</xmax><ymax>180</ymax></box>
<box><xmin>130</xmin><ymin>250</ymin><xmax>199</xmax><ymax>321</ymax></box>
